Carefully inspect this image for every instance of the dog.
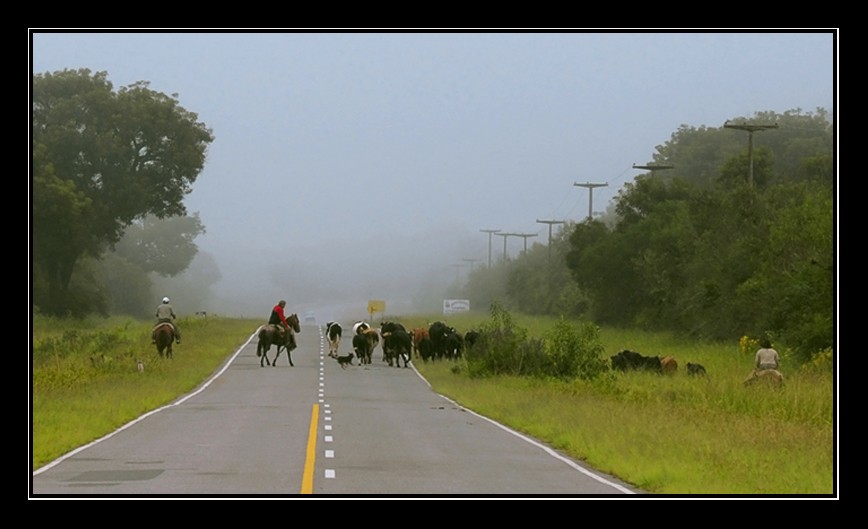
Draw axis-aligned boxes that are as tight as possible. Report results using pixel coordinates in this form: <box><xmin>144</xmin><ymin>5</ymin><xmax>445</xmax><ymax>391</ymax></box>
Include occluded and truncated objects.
<box><xmin>687</xmin><ymin>362</ymin><xmax>707</xmax><ymax>377</ymax></box>
<box><xmin>336</xmin><ymin>352</ymin><xmax>354</xmax><ymax>369</ymax></box>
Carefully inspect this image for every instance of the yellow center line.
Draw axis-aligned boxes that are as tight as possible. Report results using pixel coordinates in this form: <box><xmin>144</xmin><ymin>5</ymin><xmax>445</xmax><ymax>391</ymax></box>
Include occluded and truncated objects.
<box><xmin>300</xmin><ymin>403</ymin><xmax>319</xmax><ymax>494</ymax></box>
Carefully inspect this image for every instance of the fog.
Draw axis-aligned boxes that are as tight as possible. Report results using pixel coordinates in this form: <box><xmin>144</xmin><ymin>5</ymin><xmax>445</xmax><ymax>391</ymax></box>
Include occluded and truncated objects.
<box><xmin>30</xmin><ymin>31</ymin><xmax>836</xmax><ymax>320</ymax></box>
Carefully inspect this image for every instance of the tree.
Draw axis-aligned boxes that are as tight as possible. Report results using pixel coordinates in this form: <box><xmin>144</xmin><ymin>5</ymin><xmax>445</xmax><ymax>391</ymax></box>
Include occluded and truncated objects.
<box><xmin>32</xmin><ymin>69</ymin><xmax>214</xmax><ymax>315</ymax></box>
<box><xmin>113</xmin><ymin>214</ymin><xmax>206</xmax><ymax>277</ymax></box>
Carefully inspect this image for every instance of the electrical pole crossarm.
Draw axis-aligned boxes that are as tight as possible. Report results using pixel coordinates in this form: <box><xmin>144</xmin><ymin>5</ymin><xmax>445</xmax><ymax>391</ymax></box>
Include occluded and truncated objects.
<box><xmin>573</xmin><ymin>182</ymin><xmax>608</xmax><ymax>221</ymax></box>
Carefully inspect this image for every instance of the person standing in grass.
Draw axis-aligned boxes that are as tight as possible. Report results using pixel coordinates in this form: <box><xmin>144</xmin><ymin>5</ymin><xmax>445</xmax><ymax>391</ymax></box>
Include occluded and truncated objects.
<box><xmin>755</xmin><ymin>338</ymin><xmax>780</xmax><ymax>371</ymax></box>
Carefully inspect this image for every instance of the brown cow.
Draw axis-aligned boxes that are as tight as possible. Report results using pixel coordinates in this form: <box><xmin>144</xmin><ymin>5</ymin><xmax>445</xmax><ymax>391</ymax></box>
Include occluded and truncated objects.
<box><xmin>411</xmin><ymin>327</ymin><xmax>429</xmax><ymax>358</ymax></box>
<box><xmin>660</xmin><ymin>356</ymin><xmax>678</xmax><ymax>375</ymax></box>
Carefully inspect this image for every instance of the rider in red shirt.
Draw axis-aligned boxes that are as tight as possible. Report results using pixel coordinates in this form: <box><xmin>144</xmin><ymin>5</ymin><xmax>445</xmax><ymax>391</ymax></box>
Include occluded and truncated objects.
<box><xmin>269</xmin><ymin>300</ymin><xmax>290</xmax><ymax>337</ymax></box>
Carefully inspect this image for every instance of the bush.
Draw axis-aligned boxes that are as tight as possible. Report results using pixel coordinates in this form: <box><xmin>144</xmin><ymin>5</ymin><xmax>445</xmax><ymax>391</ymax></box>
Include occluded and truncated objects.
<box><xmin>463</xmin><ymin>303</ymin><xmax>607</xmax><ymax>380</ymax></box>
<box><xmin>544</xmin><ymin>317</ymin><xmax>608</xmax><ymax>380</ymax></box>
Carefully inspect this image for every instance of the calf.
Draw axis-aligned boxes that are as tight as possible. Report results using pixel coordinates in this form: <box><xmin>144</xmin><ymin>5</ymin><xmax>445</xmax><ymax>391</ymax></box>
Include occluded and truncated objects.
<box><xmin>687</xmin><ymin>362</ymin><xmax>707</xmax><ymax>377</ymax></box>
<box><xmin>660</xmin><ymin>356</ymin><xmax>678</xmax><ymax>375</ymax></box>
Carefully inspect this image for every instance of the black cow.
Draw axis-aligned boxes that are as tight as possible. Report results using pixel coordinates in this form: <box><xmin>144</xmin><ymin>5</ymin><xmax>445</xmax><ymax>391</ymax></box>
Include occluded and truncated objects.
<box><xmin>444</xmin><ymin>329</ymin><xmax>464</xmax><ymax>360</ymax></box>
<box><xmin>417</xmin><ymin>336</ymin><xmax>434</xmax><ymax>362</ymax></box>
<box><xmin>464</xmin><ymin>330</ymin><xmax>480</xmax><ymax>350</ymax></box>
<box><xmin>352</xmin><ymin>333</ymin><xmax>373</xmax><ymax>365</ymax></box>
<box><xmin>428</xmin><ymin>321</ymin><xmax>450</xmax><ymax>360</ymax></box>
<box><xmin>382</xmin><ymin>328</ymin><xmax>412</xmax><ymax>368</ymax></box>
<box><xmin>610</xmin><ymin>350</ymin><xmax>663</xmax><ymax>373</ymax></box>
<box><xmin>380</xmin><ymin>321</ymin><xmax>406</xmax><ymax>334</ymax></box>
<box><xmin>687</xmin><ymin>362</ymin><xmax>707</xmax><ymax>377</ymax></box>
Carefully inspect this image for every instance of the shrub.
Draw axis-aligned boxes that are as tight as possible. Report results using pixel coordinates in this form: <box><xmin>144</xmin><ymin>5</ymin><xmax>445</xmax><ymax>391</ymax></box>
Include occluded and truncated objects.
<box><xmin>464</xmin><ymin>302</ymin><xmax>530</xmax><ymax>377</ymax></box>
<box><xmin>544</xmin><ymin>317</ymin><xmax>608</xmax><ymax>380</ymax></box>
<box><xmin>463</xmin><ymin>303</ymin><xmax>608</xmax><ymax>380</ymax></box>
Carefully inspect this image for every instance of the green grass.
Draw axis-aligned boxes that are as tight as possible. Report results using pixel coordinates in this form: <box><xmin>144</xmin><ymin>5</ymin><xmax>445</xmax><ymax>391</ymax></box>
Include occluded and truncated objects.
<box><xmin>398</xmin><ymin>312</ymin><xmax>835</xmax><ymax>495</ymax></box>
<box><xmin>32</xmin><ymin>314</ymin><xmax>261</xmax><ymax>470</ymax></box>
<box><xmin>31</xmin><ymin>311</ymin><xmax>835</xmax><ymax>495</ymax></box>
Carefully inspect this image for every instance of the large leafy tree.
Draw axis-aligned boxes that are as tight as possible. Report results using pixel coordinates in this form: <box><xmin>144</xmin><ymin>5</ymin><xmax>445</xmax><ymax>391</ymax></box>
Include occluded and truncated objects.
<box><xmin>32</xmin><ymin>69</ymin><xmax>214</xmax><ymax>315</ymax></box>
<box><xmin>113</xmin><ymin>214</ymin><xmax>206</xmax><ymax>277</ymax></box>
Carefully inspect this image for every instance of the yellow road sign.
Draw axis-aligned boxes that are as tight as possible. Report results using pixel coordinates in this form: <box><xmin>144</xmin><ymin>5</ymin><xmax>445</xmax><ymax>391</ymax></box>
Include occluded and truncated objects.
<box><xmin>367</xmin><ymin>300</ymin><xmax>386</xmax><ymax>315</ymax></box>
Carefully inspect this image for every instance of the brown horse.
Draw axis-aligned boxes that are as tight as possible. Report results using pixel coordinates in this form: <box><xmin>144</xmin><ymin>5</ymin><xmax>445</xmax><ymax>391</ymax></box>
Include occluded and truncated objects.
<box><xmin>257</xmin><ymin>313</ymin><xmax>300</xmax><ymax>367</ymax></box>
<box><xmin>154</xmin><ymin>323</ymin><xmax>175</xmax><ymax>358</ymax></box>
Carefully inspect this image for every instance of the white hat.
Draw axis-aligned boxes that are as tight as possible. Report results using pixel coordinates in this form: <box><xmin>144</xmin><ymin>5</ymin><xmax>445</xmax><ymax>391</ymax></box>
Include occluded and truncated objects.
<box><xmin>162</xmin><ymin>297</ymin><xmax>170</xmax><ymax>303</ymax></box>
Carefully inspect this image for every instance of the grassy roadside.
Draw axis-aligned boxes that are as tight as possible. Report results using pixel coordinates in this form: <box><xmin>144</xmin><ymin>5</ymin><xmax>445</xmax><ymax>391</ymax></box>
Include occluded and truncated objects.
<box><xmin>398</xmin><ymin>313</ymin><xmax>835</xmax><ymax>495</ymax></box>
<box><xmin>31</xmin><ymin>312</ymin><xmax>835</xmax><ymax>495</ymax></box>
<box><xmin>31</xmin><ymin>314</ymin><xmax>261</xmax><ymax>470</ymax></box>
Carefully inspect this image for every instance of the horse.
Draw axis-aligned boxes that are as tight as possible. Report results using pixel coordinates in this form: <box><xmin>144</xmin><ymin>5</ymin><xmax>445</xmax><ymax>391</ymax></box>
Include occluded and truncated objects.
<box><xmin>257</xmin><ymin>313</ymin><xmax>300</xmax><ymax>367</ymax></box>
<box><xmin>744</xmin><ymin>368</ymin><xmax>784</xmax><ymax>387</ymax></box>
<box><xmin>154</xmin><ymin>323</ymin><xmax>175</xmax><ymax>358</ymax></box>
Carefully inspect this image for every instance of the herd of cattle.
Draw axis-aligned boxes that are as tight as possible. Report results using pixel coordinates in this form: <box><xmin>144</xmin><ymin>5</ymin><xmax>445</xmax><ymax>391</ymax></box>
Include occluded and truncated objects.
<box><xmin>609</xmin><ymin>349</ymin><xmax>707</xmax><ymax>377</ymax></box>
<box><xmin>321</xmin><ymin>321</ymin><xmax>714</xmax><ymax>379</ymax></box>
<box><xmin>323</xmin><ymin>320</ymin><xmax>479</xmax><ymax>368</ymax></box>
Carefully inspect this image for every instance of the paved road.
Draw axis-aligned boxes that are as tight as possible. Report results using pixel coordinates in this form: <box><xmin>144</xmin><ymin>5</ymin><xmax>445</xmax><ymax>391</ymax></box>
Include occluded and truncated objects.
<box><xmin>31</xmin><ymin>323</ymin><xmax>640</xmax><ymax>497</ymax></box>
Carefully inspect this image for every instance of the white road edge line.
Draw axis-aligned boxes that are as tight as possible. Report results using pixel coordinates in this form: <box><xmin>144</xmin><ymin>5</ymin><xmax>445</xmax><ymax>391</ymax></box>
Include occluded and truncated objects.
<box><xmin>33</xmin><ymin>329</ymin><xmax>260</xmax><ymax>476</ymax></box>
<box><xmin>410</xmin><ymin>362</ymin><xmax>637</xmax><ymax>495</ymax></box>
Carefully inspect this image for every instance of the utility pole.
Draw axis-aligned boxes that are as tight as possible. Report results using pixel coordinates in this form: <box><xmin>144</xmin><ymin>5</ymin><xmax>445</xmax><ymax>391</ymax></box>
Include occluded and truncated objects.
<box><xmin>462</xmin><ymin>258</ymin><xmax>480</xmax><ymax>274</ymax></box>
<box><xmin>494</xmin><ymin>232</ymin><xmax>520</xmax><ymax>262</ymax></box>
<box><xmin>536</xmin><ymin>219</ymin><xmax>565</xmax><ymax>260</ymax></box>
<box><xmin>480</xmin><ymin>229</ymin><xmax>501</xmax><ymax>268</ymax></box>
<box><xmin>450</xmin><ymin>263</ymin><xmax>466</xmax><ymax>284</ymax></box>
<box><xmin>573</xmin><ymin>182</ymin><xmax>608</xmax><ymax>221</ymax></box>
<box><xmin>514</xmin><ymin>233</ymin><xmax>538</xmax><ymax>254</ymax></box>
<box><xmin>632</xmin><ymin>163</ymin><xmax>674</xmax><ymax>172</ymax></box>
<box><xmin>723</xmin><ymin>120</ymin><xmax>778</xmax><ymax>187</ymax></box>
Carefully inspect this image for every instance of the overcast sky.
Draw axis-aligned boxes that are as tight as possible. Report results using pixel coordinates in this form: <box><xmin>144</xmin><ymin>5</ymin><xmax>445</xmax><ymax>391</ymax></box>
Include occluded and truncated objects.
<box><xmin>30</xmin><ymin>30</ymin><xmax>836</xmax><ymax>319</ymax></box>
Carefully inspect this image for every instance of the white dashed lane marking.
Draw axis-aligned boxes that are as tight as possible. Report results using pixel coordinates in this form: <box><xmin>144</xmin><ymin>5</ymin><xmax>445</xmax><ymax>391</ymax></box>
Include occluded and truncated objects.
<box><xmin>319</xmin><ymin>326</ymin><xmax>336</xmax><ymax>481</ymax></box>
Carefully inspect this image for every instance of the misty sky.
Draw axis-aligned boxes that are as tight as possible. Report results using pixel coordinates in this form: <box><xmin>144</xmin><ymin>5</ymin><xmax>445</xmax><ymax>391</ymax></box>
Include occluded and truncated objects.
<box><xmin>30</xmin><ymin>30</ymin><xmax>836</xmax><ymax>319</ymax></box>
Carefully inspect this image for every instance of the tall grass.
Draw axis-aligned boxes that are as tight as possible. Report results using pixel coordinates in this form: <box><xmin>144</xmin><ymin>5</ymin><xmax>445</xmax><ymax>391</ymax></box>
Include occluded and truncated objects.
<box><xmin>400</xmin><ymin>311</ymin><xmax>835</xmax><ymax>495</ymax></box>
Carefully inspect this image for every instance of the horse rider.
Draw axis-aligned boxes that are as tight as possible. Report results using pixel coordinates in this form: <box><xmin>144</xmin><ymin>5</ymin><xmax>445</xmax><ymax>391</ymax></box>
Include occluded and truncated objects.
<box><xmin>153</xmin><ymin>296</ymin><xmax>181</xmax><ymax>344</ymax></box>
<box><xmin>269</xmin><ymin>299</ymin><xmax>291</xmax><ymax>339</ymax></box>
<box><xmin>755</xmin><ymin>338</ymin><xmax>780</xmax><ymax>371</ymax></box>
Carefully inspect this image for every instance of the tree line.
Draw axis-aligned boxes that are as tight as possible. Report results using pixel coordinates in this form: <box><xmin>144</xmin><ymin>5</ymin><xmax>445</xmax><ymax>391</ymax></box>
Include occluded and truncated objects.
<box><xmin>460</xmin><ymin>109</ymin><xmax>834</xmax><ymax>363</ymax></box>
<box><xmin>32</xmin><ymin>69</ymin><xmax>215</xmax><ymax>317</ymax></box>
<box><xmin>31</xmin><ymin>69</ymin><xmax>835</xmax><ymax>364</ymax></box>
